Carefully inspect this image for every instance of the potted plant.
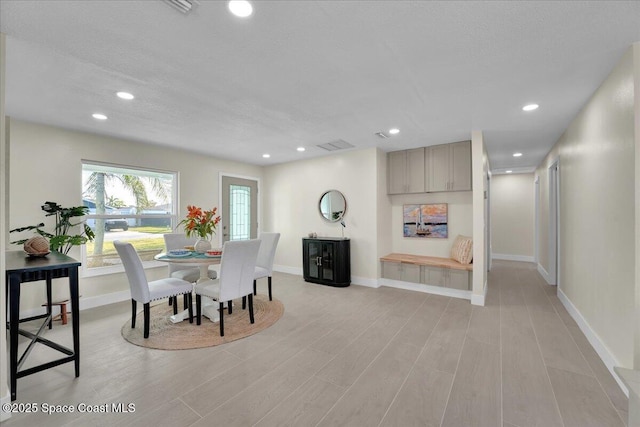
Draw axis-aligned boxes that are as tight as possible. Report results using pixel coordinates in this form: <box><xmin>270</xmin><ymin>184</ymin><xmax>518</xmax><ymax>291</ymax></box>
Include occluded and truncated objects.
<box><xmin>10</xmin><ymin>201</ymin><xmax>95</xmax><ymax>255</ymax></box>
<box><xmin>178</xmin><ymin>205</ymin><xmax>221</xmax><ymax>253</ymax></box>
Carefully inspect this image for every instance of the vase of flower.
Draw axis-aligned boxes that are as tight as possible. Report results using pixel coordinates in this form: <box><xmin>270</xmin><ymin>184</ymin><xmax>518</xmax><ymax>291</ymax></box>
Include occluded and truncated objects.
<box><xmin>178</xmin><ymin>205</ymin><xmax>221</xmax><ymax>253</ymax></box>
<box><xmin>194</xmin><ymin>237</ymin><xmax>212</xmax><ymax>254</ymax></box>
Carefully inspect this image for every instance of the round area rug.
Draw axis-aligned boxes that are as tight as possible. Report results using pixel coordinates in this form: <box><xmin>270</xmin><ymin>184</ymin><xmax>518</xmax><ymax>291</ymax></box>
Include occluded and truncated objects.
<box><xmin>121</xmin><ymin>294</ymin><xmax>284</xmax><ymax>350</ymax></box>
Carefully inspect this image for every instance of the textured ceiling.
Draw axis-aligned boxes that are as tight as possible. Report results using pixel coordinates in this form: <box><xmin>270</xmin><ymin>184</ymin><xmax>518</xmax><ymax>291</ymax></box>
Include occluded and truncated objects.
<box><xmin>1</xmin><ymin>1</ymin><xmax>639</xmax><ymax>172</ymax></box>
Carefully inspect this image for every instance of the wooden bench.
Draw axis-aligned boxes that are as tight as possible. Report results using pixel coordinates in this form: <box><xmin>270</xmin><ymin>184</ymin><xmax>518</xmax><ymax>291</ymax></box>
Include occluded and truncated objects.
<box><xmin>380</xmin><ymin>253</ymin><xmax>473</xmax><ymax>271</ymax></box>
<box><xmin>380</xmin><ymin>253</ymin><xmax>472</xmax><ymax>290</ymax></box>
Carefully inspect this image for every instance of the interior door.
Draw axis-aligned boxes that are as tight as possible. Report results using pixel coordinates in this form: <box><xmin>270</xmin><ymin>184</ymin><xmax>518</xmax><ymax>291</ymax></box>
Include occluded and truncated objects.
<box><xmin>221</xmin><ymin>176</ymin><xmax>258</xmax><ymax>243</ymax></box>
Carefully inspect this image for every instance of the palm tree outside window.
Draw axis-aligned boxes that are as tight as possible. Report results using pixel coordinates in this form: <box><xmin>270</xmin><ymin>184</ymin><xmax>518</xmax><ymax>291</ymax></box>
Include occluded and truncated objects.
<box><xmin>82</xmin><ymin>161</ymin><xmax>177</xmax><ymax>274</ymax></box>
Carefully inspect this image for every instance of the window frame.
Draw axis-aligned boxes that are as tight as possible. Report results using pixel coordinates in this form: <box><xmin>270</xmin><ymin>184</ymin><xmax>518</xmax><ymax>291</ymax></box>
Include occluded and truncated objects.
<box><xmin>80</xmin><ymin>160</ymin><xmax>179</xmax><ymax>277</ymax></box>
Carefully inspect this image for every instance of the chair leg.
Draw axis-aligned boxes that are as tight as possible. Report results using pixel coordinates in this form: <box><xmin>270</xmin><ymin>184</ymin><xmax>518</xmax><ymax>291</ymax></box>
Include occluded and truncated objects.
<box><xmin>172</xmin><ymin>296</ymin><xmax>178</xmax><ymax>315</ymax></box>
<box><xmin>268</xmin><ymin>276</ymin><xmax>272</xmax><ymax>301</ymax></box>
<box><xmin>228</xmin><ymin>300</ymin><xmax>232</xmax><ymax>315</ymax></box>
<box><xmin>248</xmin><ymin>294</ymin><xmax>254</xmax><ymax>324</ymax></box>
<box><xmin>253</xmin><ymin>279</ymin><xmax>257</xmax><ymax>296</ymax></box>
<box><xmin>131</xmin><ymin>300</ymin><xmax>137</xmax><ymax>328</ymax></box>
<box><xmin>168</xmin><ymin>297</ymin><xmax>173</xmax><ymax>306</ymax></box>
<box><xmin>242</xmin><ymin>296</ymin><xmax>246</xmax><ymax>310</ymax></box>
<box><xmin>143</xmin><ymin>303</ymin><xmax>150</xmax><ymax>339</ymax></box>
<box><xmin>183</xmin><ymin>294</ymin><xmax>189</xmax><ymax>310</ymax></box>
<box><xmin>219</xmin><ymin>302</ymin><xmax>225</xmax><ymax>337</ymax></box>
<box><xmin>196</xmin><ymin>295</ymin><xmax>202</xmax><ymax>325</ymax></box>
<box><xmin>187</xmin><ymin>293</ymin><xmax>193</xmax><ymax>324</ymax></box>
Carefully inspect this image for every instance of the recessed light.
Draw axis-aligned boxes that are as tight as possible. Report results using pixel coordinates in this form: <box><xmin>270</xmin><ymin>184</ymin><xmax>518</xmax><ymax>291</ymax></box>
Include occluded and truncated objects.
<box><xmin>297</xmin><ymin>147</ymin><xmax>306</xmax><ymax>152</ymax></box>
<box><xmin>506</xmin><ymin>170</ymin><xmax>513</xmax><ymax>174</ymax></box>
<box><xmin>92</xmin><ymin>113</ymin><xmax>108</xmax><ymax>120</ymax></box>
<box><xmin>389</xmin><ymin>128</ymin><xmax>400</xmax><ymax>135</ymax></box>
<box><xmin>228</xmin><ymin>0</ymin><xmax>252</xmax><ymax>17</ymax></box>
<box><xmin>522</xmin><ymin>104</ymin><xmax>539</xmax><ymax>111</ymax></box>
<box><xmin>262</xmin><ymin>153</ymin><xmax>270</xmax><ymax>158</ymax></box>
<box><xmin>116</xmin><ymin>91</ymin><xmax>134</xmax><ymax>100</ymax></box>
<box><xmin>513</xmin><ymin>152</ymin><xmax>523</xmax><ymax>157</ymax></box>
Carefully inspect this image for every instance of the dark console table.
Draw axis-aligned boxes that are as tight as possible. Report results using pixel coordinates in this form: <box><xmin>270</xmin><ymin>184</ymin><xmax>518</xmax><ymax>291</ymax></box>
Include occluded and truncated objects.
<box><xmin>302</xmin><ymin>237</ymin><xmax>350</xmax><ymax>287</ymax></box>
<box><xmin>5</xmin><ymin>251</ymin><xmax>81</xmax><ymax>401</ymax></box>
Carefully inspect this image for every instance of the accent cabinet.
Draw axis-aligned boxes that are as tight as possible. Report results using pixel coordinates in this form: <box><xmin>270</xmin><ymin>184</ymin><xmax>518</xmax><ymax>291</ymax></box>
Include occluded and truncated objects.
<box><xmin>302</xmin><ymin>238</ymin><xmax>351</xmax><ymax>287</ymax></box>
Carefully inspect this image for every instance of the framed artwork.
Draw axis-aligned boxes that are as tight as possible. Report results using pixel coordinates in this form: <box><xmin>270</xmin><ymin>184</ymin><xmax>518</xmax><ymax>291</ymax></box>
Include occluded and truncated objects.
<box><xmin>403</xmin><ymin>203</ymin><xmax>448</xmax><ymax>238</ymax></box>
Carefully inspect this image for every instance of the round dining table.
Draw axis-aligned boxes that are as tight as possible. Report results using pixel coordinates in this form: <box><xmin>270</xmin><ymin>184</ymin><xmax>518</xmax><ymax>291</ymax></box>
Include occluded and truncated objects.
<box><xmin>154</xmin><ymin>252</ymin><xmax>222</xmax><ymax>323</ymax></box>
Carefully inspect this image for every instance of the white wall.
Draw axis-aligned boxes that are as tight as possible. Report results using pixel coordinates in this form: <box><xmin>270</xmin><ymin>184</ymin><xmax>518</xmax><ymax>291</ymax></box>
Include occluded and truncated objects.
<box><xmin>263</xmin><ymin>148</ymin><xmax>381</xmax><ymax>283</ymax></box>
<box><xmin>389</xmin><ymin>192</ymin><xmax>473</xmax><ymax>258</ymax></box>
<box><xmin>8</xmin><ymin>119</ymin><xmax>264</xmax><ymax>312</ymax></box>
<box><xmin>491</xmin><ymin>173</ymin><xmax>535</xmax><ymax>260</ymax></box>
<box><xmin>536</xmin><ymin>47</ymin><xmax>635</xmax><ymax>368</ymax></box>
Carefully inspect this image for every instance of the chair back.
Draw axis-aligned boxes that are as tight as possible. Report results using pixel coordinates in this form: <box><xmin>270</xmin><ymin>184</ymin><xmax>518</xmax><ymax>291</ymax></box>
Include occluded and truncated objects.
<box><xmin>163</xmin><ymin>233</ymin><xmax>197</xmax><ymax>274</ymax></box>
<box><xmin>218</xmin><ymin>239</ymin><xmax>261</xmax><ymax>302</ymax></box>
<box><xmin>256</xmin><ymin>232</ymin><xmax>280</xmax><ymax>274</ymax></box>
<box><xmin>113</xmin><ymin>240</ymin><xmax>150</xmax><ymax>303</ymax></box>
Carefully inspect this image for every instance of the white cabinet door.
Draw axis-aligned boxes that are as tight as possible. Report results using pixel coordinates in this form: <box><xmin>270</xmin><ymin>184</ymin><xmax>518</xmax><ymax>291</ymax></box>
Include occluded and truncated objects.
<box><xmin>448</xmin><ymin>269</ymin><xmax>471</xmax><ymax>290</ymax></box>
<box><xmin>428</xmin><ymin>144</ymin><xmax>450</xmax><ymax>192</ymax></box>
<box><xmin>450</xmin><ymin>141</ymin><xmax>472</xmax><ymax>191</ymax></box>
<box><xmin>382</xmin><ymin>262</ymin><xmax>403</xmax><ymax>281</ymax></box>
<box><xmin>402</xmin><ymin>263</ymin><xmax>421</xmax><ymax>283</ymax></box>
<box><xmin>422</xmin><ymin>265</ymin><xmax>446</xmax><ymax>287</ymax></box>
<box><xmin>406</xmin><ymin>148</ymin><xmax>425</xmax><ymax>193</ymax></box>
<box><xmin>388</xmin><ymin>151</ymin><xmax>407</xmax><ymax>194</ymax></box>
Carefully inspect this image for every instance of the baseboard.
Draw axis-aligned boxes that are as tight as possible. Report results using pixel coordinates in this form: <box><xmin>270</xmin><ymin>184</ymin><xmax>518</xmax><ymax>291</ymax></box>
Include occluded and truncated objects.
<box><xmin>0</xmin><ymin>392</ymin><xmax>12</xmax><ymax>421</ymax></box>
<box><xmin>80</xmin><ymin>290</ymin><xmax>131</xmax><ymax>310</ymax></box>
<box><xmin>471</xmin><ymin>279</ymin><xmax>488</xmax><ymax>306</ymax></box>
<box><xmin>492</xmin><ymin>253</ymin><xmax>535</xmax><ymax>262</ymax></box>
<box><xmin>537</xmin><ymin>263</ymin><xmax>552</xmax><ymax>284</ymax></box>
<box><xmin>379</xmin><ymin>278</ymin><xmax>471</xmax><ymax>301</ymax></box>
<box><xmin>557</xmin><ymin>288</ymin><xmax>629</xmax><ymax>397</ymax></box>
<box><xmin>273</xmin><ymin>264</ymin><xmax>302</xmax><ymax>276</ymax></box>
<box><xmin>351</xmin><ymin>276</ymin><xmax>379</xmax><ymax>288</ymax></box>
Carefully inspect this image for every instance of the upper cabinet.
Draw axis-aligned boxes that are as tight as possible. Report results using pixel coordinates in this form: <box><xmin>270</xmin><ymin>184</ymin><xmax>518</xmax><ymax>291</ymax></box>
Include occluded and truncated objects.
<box><xmin>388</xmin><ymin>140</ymin><xmax>471</xmax><ymax>195</ymax></box>
<box><xmin>388</xmin><ymin>147</ymin><xmax>425</xmax><ymax>194</ymax></box>
<box><xmin>428</xmin><ymin>140</ymin><xmax>472</xmax><ymax>192</ymax></box>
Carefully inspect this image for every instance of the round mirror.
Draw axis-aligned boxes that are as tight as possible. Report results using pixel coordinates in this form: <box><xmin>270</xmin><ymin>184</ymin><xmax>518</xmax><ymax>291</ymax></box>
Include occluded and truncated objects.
<box><xmin>319</xmin><ymin>190</ymin><xmax>347</xmax><ymax>222</ymax></box>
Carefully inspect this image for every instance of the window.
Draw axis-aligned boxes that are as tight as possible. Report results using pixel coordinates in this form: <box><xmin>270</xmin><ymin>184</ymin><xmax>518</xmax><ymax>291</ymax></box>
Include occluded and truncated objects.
<box><xmin>81</xmin><ymin>161</ymin><xmax>177</xmax><ymax>275</ymax></box>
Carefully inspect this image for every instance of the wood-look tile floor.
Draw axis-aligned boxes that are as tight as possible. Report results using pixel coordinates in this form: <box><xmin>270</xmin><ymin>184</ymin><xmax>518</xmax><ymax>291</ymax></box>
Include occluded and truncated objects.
<box><xmin>4</xmin><ymin>260</ymin><xmax>629</xmax><ymax>426</ymax></box>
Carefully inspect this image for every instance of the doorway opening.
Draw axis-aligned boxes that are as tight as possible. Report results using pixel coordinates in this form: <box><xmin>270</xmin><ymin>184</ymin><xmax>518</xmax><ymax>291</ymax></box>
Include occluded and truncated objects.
<box><xmin>548</xmin><ymin>160</ymin><xmax>560</xmax><ymax>286</ymax></box>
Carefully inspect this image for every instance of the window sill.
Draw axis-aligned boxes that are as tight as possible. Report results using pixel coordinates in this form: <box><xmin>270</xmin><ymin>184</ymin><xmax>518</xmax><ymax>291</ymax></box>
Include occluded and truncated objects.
<box><xmin>81</xmin><ymin>260</ymin><xmax>165</xmax><ymax>278</ymax></box>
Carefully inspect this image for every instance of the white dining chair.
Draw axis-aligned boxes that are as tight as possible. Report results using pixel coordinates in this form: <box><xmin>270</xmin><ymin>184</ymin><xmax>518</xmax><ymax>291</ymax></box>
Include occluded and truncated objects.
<box><xmin>114</xmin><ymin>240</ymin><xmax>194</xmax><ymax>338</ymax></box>
<box><xmin>253</xmin><ymin>232</ymin><xmax>280</xmax><ymax>301</ymax></box>
<box><xmin>194</xmin><ymin>239</ymin><xmax>261</xmax><ymax>337</ymax></box>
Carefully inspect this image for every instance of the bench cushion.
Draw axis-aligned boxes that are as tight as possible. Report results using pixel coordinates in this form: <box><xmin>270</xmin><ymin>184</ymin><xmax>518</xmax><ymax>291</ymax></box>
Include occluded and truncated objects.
<box><xmin>450</xmin><ymin>235</ymin><xmax>473</xmax><ymax>264</ymax></box>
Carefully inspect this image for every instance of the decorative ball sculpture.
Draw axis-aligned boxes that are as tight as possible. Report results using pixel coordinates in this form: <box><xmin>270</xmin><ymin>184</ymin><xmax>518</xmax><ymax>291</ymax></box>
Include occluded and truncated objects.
<box><xmin>24</xmin><ymin>236</ymin><xmax>50</xmax><ymax>256</ymax></box>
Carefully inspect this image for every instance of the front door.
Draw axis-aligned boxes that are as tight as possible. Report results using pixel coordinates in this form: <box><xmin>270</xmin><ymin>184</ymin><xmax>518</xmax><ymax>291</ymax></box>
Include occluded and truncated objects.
<box><xmin>221</xmin><ymin>176</ymin><xmax>258</xmax><ymax>243</ymax></box>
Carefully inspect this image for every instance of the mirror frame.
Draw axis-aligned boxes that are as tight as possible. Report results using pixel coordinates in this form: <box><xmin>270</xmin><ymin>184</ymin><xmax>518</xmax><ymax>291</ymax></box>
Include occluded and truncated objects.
<box><xmin>318</xmin><ymin>190</ymin><xmax>347</xmax><ymax>223</ymax></box>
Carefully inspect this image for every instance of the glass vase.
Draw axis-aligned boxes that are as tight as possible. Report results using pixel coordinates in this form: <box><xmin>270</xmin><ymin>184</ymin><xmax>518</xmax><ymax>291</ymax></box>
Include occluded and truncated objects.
<box><xmin>194</xmin><ymin>237</ymin><xmax>212</xmax><ymax>254</ymax></box>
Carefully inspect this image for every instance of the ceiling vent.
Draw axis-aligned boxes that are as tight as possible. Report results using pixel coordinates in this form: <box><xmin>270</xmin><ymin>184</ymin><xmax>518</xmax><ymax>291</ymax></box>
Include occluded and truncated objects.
<box><xmin>164</xmin><ymin>0</ymin><xmax>197</xmax><ymax>14</ymax></box>
<box><xmin>316</xmin><ymin>139</ymin><xmax>355</xmax><ymax>152</ymax></box>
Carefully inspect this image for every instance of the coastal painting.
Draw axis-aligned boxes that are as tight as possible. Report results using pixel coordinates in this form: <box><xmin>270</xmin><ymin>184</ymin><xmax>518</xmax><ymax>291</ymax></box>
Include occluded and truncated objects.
<box><xmin>403</xmin><ymin>203</ymin><xmax>448</xmax><ymax>238</ymax></box>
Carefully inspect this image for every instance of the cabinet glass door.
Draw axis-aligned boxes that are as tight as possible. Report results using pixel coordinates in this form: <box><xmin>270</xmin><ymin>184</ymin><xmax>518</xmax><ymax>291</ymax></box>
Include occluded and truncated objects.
<box><xmin>308</xmin><ymin>241</ymin><xmax>321</xmax><ymax>279</ymax></box>
<box><xmin>322</xmin><ymin>242</ymin><xmax>334</xmax><ymax>281</ymax></box>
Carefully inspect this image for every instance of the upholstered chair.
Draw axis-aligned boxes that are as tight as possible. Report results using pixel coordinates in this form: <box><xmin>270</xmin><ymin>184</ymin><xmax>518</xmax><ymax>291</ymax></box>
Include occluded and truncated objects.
<box><xmin>195</xmin><ymin>239</ymin><xmax>260</xmax><ymax>337</ymax></box>
<box><xmin>114</xmin><ymin>240</ymin><xmax>194</xmax><ymax>338</ymax></box>
<box><xmin>253</xmin><ymin>232</ymin><xmax>280</xmax><ymax>301</ymax></box>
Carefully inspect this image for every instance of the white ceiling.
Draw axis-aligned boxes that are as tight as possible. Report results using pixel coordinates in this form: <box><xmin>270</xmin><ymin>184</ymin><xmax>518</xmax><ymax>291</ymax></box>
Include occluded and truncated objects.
<box><xmin>1</xmin><ymin>1</ymin><xmax>639</xmax><ymax>172</ymax></box>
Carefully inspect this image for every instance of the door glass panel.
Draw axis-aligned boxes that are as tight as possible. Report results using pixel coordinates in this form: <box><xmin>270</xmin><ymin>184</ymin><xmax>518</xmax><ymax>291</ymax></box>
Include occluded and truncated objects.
<box><xmin>230</xmin><ymin>184</ymin><xmax>251</xmax><ymax>240</ymax></box>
